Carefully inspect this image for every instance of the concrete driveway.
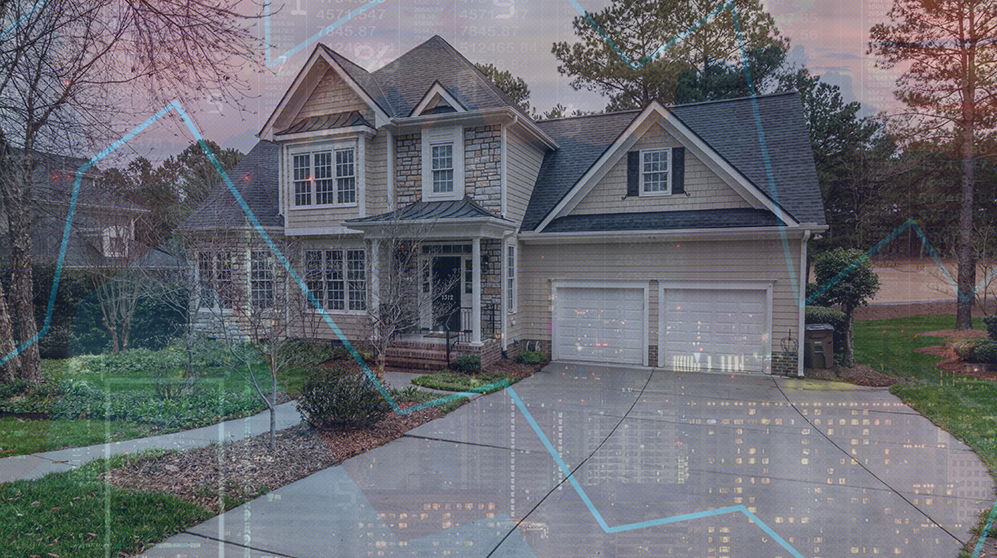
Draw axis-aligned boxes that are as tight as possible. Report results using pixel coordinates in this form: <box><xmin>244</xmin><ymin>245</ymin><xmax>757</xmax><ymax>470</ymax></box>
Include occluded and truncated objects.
<box><xmin>140</xmin><ymin>363</ymin><xmax>995</xmax><ymax>557</ymax></box>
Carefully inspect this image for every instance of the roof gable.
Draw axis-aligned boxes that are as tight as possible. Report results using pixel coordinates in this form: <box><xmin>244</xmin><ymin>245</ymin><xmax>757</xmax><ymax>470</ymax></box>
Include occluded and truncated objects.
<box><xmin>260</xmin><ymin>46</ymin><xmax>390</xmax><ymax>139</ymax></box>
<box><xmin>522</xmin><ymin>93</ymin><xmax>825</xmax><ymax>232</ymax></box>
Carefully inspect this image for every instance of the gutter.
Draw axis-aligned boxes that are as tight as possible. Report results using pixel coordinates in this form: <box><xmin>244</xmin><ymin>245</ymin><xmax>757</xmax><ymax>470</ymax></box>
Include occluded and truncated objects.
<box><xmin>519</xmin><ymin>226</ymin><xmax>818</xmax><ymax>244</ymax></box>
<box><xmin>796</xmin><ymin>229</ymin><xmax>812</xmax><ymax>377</ymax></box>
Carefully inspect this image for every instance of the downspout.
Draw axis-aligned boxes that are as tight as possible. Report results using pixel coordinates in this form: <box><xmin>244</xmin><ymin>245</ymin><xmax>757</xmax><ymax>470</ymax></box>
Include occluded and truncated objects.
<box><xmin>797</xmin><ymin>230</ymin><xmax>811</xmax><ymax>377</ymax></box>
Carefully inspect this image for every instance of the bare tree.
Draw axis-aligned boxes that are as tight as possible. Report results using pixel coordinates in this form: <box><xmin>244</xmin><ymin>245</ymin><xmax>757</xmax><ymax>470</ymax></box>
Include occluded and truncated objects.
<box><xmin>192</xmin><ymin>230</ymin><xmax>301</xmax><ymax>448</ymax></box>
<box><xmin>0</xmin><ymin>0</ymin><xmax>263</xmax><ymax>383</ymax></box>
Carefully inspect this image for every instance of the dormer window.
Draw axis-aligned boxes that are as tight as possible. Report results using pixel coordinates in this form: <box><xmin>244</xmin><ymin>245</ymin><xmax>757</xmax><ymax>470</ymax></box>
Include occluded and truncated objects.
<box><xmin>290</xmin><ymin>142</ymin><xmax>359</xmax><ymax>208</ymax></box>
<box><xmin>422</xmin><ymin>126</ymin><xmax>463</xmax><ymax>201</ymax></box>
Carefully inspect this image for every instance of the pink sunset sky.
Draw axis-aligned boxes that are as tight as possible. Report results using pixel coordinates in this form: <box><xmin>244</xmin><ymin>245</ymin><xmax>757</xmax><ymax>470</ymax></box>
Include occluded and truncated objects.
<box><xmin>126</xmin><ymin>0</ymin><xmax>902</xmax><ymax>161</ymax></box>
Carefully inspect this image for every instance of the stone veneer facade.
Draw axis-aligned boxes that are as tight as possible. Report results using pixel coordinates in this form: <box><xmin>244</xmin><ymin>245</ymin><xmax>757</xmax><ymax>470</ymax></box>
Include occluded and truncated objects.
<box><xmin>463</xmin><ymin>125</ymin><xmax>502</xmax><ymax>214</ymax></box>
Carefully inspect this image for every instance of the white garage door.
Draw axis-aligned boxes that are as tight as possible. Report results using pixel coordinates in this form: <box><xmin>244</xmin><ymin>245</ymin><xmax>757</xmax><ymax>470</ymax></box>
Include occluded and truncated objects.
<box><xmin>660</xmin><ymin>288</ymin><xmax>769</xmax><ymax>373</ymax></box>
<box><xmin>554</xmin><ymin>286</ymin><xmax>645</xmax><ymax>366</ymax></box>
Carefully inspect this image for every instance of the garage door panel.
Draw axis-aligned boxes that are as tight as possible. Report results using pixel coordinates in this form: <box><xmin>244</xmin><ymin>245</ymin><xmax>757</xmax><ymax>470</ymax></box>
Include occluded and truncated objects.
<box><xmin>555</xmin><ymin>286</ymin><xmax>645</xmax><ymax>366</ymax></box>
<box><xmin>661</xmin><ymin>288</ymin><xmax>768</xmax><ymax>373</ymax></box>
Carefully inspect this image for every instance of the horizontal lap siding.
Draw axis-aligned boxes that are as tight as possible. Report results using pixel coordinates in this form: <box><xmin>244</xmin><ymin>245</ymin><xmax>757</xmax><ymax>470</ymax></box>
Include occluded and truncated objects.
<box><xmin>505</xmin><ymin>129</ymin><xmax>545</xmax><ymax>224</ymax></box>
<box><xmin>518</xmin><ymin>239</ymin><xmax>802</xmax><ymax>352</ymax></box>
<box><xmin>571</xmin><ymin>122</ymin><xmax>752</xmax><ymax>215</ymax></box>
<box><xmin>367</xmin><ymin>133</ymin><xmax>388</xmax><ymax>216</ymax></box>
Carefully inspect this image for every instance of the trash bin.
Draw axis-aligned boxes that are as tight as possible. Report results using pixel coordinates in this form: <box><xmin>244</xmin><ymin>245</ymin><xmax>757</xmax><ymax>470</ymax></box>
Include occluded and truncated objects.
<box><xmin>805</xmin><ymin>324</ymin><xmax>835</xmax><ymax>369</ymax></box>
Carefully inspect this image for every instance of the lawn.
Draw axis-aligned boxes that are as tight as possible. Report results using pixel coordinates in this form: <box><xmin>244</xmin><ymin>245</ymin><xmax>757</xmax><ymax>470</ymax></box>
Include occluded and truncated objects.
<box><xmin>0</xmin><ymin>451</ymin><xmax>212</xmax><ymax>558</ymax></box>
<box><xmin>0</xmin><ymin>345</ymin><xmax>320</xmax><ymax>457</ymax></box>
<box><xmin>411</xmin><ymin>370</ymin><xmax>517</xmax><ymax>395</ymax></box>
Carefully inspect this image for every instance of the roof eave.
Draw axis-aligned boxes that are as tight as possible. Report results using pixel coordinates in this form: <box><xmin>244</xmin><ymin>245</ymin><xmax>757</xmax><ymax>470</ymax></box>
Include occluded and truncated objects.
<box><xmin>388</xmin><ymin>107</ymin><xmax>557</xmax><ymax>149</ymax></box>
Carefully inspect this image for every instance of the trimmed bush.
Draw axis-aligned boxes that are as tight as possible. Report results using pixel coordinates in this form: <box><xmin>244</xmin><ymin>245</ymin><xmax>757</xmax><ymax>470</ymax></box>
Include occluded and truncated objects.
<box><xmin>983</xmin><ymin>316</ymin><xmax>997</xmax><ymax>342</ymax></box>
<box><xmin>805</xmin><ymin>306</ymin><xmax>846</xmax><ymax>328</ymax></box>
<box><xmin>297</xmin><ymin>369</ymin><xmax>391</xmax><ymax>429</ymax></box>
<box><xmin>452</xmin><ymin>355</ymin><xmax>481</xmax><ymax>373</ymax></box>
<box><xmin>973</xmin><ymin>341</ymin><xmax>997</xmax><ymax>365</ymax></box>
<box><xmin>515</xmin><ymin>350</ymin><xmax>547</xmax><ymax>365</ymax></box>
<box><xmin>952</xmin><ymin>338</ymin><xmax>989</xmax><ymax>360</ymax></box>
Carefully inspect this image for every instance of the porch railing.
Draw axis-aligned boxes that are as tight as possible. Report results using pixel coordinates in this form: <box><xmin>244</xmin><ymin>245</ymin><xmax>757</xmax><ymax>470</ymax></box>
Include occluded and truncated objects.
<box><xmin>445</xmin><ymin>303</ymin><xmax>498</xmax><ymax>364</ymax></box>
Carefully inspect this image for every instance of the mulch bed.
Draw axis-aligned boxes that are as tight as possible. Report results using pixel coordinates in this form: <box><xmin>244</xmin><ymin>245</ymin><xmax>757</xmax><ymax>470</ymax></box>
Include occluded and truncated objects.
<box><xmin>101</xmin><ymin>406</ymin><xmax>444</xmax><ymax>513</ymax></box>
<box><xmin>804</xmin><ymin>365</ymin><xmax>900</xmax><ymax>387</ymax></box>
<box><xmin>916</xmin><ymin>329</ymin><xmax>989</xmax><ymax>339</ymax></box>
<box><xmin>910</xmin><ymin>330</ymin><xmax>997</xmax><ymax>381</ymax></box>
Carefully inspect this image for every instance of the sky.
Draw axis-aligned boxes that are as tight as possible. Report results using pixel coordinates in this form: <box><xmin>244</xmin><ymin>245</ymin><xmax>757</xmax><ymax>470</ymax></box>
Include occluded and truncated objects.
<box><xmin>127</xmin><ymin>0</ymin><xmax>904</xmax><ymax>160</ymax></box>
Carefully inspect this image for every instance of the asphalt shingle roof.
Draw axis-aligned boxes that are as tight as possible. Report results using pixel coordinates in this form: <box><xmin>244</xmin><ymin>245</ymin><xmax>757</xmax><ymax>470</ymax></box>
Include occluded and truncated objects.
<box><xmin>347</xmin><ymin>197</ymin><xmax>511</xmax><ymax>224</ymax></box>
<box><xmin>522</xmin><ymin>92</ymin><xmax>826</xmax><ymax>232</ymax></box>
<box><xmin>179</xmin><ymin>140</ymin><xmax>281</xmax><ymax>231</ymax></box>
<box><xmin>370</xmin><ymin>36</ymin><xmax>523</xmax><ymax>117</ymax></box>
<box><xmin>543</xmin><ymin>208</ymin><xmax>783</xmax><ymax>233</ymax></box>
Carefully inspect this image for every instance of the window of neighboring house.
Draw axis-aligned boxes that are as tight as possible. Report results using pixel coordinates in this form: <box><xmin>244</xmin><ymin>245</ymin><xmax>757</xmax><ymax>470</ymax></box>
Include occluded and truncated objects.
<box><xmin>506</xmin><ymin>243</ymin><xmax>516</xmax><ymax>313</ymax></box>
<box><xmin>292</xmin><ymin>148</ymin><xmax>357</xmax><ymax>207</ymax></box>
<box><xmin>198</xmin><ymin>252</ymin><xmax>232</xmax><ymax>309</ymax></box>
<box><xmin>250</xmin><ymin>251</ymin><xmax>275</xmax><ymax>310</ymax></box>
<box><xmin>293</xmin><ymin>153</ymin><xmax>311</xmax><ymax>206</ymax></box>
<box><xmin>102</xmin><ymin>225</ymin><xmax>129</xmax><ymax>258</ymax></box>
<box><xmin>431</xmin><ymin>144</ymin><xmax>454</xmax><ymax>194</ymax></box>
<box><xmin>640</xmin><ymin>149</ymin><xmax>670</xmax><ymax>195</ymax></box>
<box><xmin>304</xmin><ymin>249</ymin><xmax>365</xmax><ymax>312</ymax></box>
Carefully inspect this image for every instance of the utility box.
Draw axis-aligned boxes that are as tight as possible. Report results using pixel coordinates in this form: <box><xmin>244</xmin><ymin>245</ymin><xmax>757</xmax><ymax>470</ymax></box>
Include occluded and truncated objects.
<box><xmin>805</xmin><ymin>324</ymin><xmax>835</xmax><ymax>369</ymax></box>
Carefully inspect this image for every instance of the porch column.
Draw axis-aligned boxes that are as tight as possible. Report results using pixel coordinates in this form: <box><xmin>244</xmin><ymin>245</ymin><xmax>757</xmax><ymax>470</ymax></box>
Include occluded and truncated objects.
<box><xmin>369</xmin><ymin>239</ymin><xmax>380</xmax><ymax>313</ymax></box>
<box><xmin>471</xmin><ymin>237</ymin><xmax>482</xmax><ymax>345</ymax></box>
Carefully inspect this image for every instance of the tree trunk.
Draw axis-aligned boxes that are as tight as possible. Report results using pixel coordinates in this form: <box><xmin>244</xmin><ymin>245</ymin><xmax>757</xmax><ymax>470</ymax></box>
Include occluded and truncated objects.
<box><xmin>956</xmin><ymin>130</ymin><xmax>977</xmax><ymax>329</ymax></box>
<box><xmin>0</xmin><ymin>277</ymin><xmax>20</xmax><ymax>383</ymax></box>
<box><xmin>8</xmin><ymin>154</ymin><xmax>40</xmax><ymax>383</ymax></box>
<box><xmin>269</xmin><ymin>355</ymin><xmax>277</xmax><ymax>448</ymax></box>
<box><xmin>841</xmin><ymin>306</ymin><xmax>856</xmax><ymax>368</ymax></box>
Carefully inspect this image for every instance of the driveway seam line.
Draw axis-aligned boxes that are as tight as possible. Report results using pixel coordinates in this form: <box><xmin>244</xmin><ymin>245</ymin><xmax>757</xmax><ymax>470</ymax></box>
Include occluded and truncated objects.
<box><xmin>401</xmin><ymin>433</ymin><xmax>535</xmax><ymax>454</ymax></box>
<box><xmin>180</xmin><ymin>530</ymin><xmax>300</xmax><ymax>557</ymax></box>
<box><xmin>484</xmin><ymin>370</ymin><xmax>655</xmax><ymax>557</ymax></box>
<box><xmin>772</xmin><ymin>379</ymin><xmax>965</xmax><ymax>544</ymax></box>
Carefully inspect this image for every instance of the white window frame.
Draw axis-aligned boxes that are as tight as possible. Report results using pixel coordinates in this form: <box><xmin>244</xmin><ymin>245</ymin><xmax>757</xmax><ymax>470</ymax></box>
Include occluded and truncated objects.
<box><xmin>101</xmin><ymin>225</ymin><xmax>130</xmax><ymax>258</ymax></box>
<box><xmin>197</xmin><ymin>251</ymin><xmax>234</xmax><ymax>312</ymax></box>
<box><xmin>302</xmin><ymin>247</ymin><xmax>366</xmax><ymax>314</ymax></box>
<box><xmin>250</xmin><ymin>250</ymin><xmax>275</xmax><ymax>312</ymax></box>
<box><xmin>640</xmin><ymin>148</ymin><xmax>671</xmax><ymax>196</ymax></box>
<box><xmin>421</xmin><ymin>125</ymin><xmax>464</xmax><ymax>201</ymax></box>
<box><xmin>287</xmin><ymin>139</ymin><xmax>360</xmax><ymax>209</ymax></box>
<box><xmin>506</xmin><ymin>241</ymin><xmax>517</xmax><ymax>314</ymax></box>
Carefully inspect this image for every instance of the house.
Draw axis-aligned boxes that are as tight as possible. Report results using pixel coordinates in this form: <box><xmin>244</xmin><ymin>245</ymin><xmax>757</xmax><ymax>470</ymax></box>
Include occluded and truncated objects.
<box><xmin>0</xmin><ymin>148</ymin><xmax>158</xmax><ymax>269</ymax></box>
<box><xmin>181</xmin><ymin>35</ymin><xmax>827</xmax><ymax>375</ymax></box>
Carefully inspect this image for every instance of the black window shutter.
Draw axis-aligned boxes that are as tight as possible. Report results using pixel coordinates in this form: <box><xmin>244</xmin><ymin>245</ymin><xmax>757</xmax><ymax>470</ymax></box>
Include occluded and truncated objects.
<box><xmin>626</xmin><ymin>151</ymin><xmax>640</xmax><ymax>197</ymax></box>
<box><xmin>671</xmin><ymin>147</ymin><xmax>685</xmax><ymax>194</ymax></box>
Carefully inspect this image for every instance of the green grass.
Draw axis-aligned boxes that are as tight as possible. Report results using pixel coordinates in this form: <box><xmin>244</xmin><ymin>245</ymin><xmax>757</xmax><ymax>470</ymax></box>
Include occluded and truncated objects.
<box><xmin>852</xmin><ymin>315</ymin><xmax>997</xmax><ymax>555</ymax></box>
<box><xmin>0</xmin><ymin>417</ymin><xmax>158</xmax><ymax>456</ymax></box>
<box><xmin>0</xmin><ymin>451</ymin><xmax>211</xmax><ymax>558</ymax></box>
<box><xmin>411</xmin><ymin>371</ymin><xmax>516</xmax><ymax>395</ymax></box>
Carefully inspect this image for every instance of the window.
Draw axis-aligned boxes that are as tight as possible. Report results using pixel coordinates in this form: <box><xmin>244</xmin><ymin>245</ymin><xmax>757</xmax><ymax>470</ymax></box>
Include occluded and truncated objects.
<box><xmin>431</xmin><ymin>144</ymin><xmax>454</xmax><ymax>193</ymax></box>
<box><xmin>314</xmin><ymin>152</ymin><xmax>333</xmax><ymax>205</ymax></box>
<box><xmin>102</xmin><ymin>225</ymin><xmax>130</xmax><ymax>258</ymax></box>
<box><xmin>641</xmin><ymin>149</ymin><xmax>670</xmax><ymax>194</ymax></box>
<box><xmin>250</xmin><ymin>251</ymin><xmax>274</xmax><ymax>310</ymax></box>
<box><xmin>292</xmin><ymin>148</ymin><xmax>357</xmax><ymax>207</ymax></box>
<box><xmin>304</xmin><ymin>249</ymin><xmax>365</xmax><ymax>312</ymax></box>
<box><xmin>336</xmin><ymin>149</ymin><xmax>356</xmax><ymax>204</ymax></box>
<box><xmin>293</xmin><ymin>154</ymin><xmax>311</xmax><ymax>206</ymax></box>
<box><xmin>198</xmin><ymin>252</ymin><xmax>233</xmax><ymax>309</ymax></box>
<box><xmin>506</xmin><ymin>244</ymin><xmax>516</xmax><ymax>313</ymax></box>
<box><xmin>421</xmin><ymin>126</ymin><xmax>463</xmax><ymax>200</ymax></box>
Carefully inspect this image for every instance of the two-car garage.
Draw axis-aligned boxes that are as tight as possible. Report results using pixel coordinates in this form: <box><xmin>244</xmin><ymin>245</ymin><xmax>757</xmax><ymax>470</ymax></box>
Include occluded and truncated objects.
<box><xmin>552</xmin><ymin>281</ymin><xmax>772</xmax><ymax>373</ymax></box>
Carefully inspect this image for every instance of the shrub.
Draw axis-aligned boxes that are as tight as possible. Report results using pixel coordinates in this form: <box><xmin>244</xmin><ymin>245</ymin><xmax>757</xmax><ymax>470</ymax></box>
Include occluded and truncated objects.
<box><xmin>805</xmin><ymin>306</ymin><xmax>846</xmax><ymax>328</ymax></box>
<box><xmin>973</xmin><ymin>341</ymin><xmax>997</xmax><ymax>365</ymax></box>
<box><xmin>515</xmin><ymin>351</ymin><xmax>547</xmax><ymax>365</ymax></box>
<box><xmin>297</xmin><ymin>369</ymin><xmax>390</xmax><ymax>429</ymax></box>
<box><xmin>452</xmin><ymin>355</ymin><xmax>481</xmax><ymax>373</ymax></box>
<box><xmin>983</xmin><ymin>316</ymin><xmax>997</xmax><ymax>342</ymax></box>
<box><xmin>330</xmin><ymin>345</ymin><xmax>352</xmax><ymax>360</ymax></box>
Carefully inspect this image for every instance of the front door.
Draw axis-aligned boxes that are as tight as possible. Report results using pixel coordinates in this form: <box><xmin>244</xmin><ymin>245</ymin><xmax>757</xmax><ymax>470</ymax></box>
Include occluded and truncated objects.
<box><xmin>432</xmin><ymin>256</ymin><xmax>462</xmax><ymax>332</ymax></box>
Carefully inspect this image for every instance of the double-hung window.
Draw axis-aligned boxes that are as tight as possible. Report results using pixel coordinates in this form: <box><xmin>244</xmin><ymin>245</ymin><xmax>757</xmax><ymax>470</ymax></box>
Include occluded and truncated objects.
<box><xmin>304</xmin><ymin>249</ymin><xmax>365</xmax><ymax>312</ymax></box>
<box><xmin>198</xmin><ymin>252</ymin><xmax>233</xmax><ymax>310</ymax></box>
<box><xmin>431</xmin><ymin>144</ymin><xmax>454</xmax><ymax>194</ymax></box>
<box><xmin>250</xmin><ymin>251</ymin><xmax>275</xmax><ymax>310</ymax></box>
<box><xmin>291</xmin><ymin>147</ymin><xmax>357</xmax><ymax>207</ymax></box>
<box><xmin>640</xmin><ymin>149</ymin><xmax>670</xmax><ymax>194</ymax></box>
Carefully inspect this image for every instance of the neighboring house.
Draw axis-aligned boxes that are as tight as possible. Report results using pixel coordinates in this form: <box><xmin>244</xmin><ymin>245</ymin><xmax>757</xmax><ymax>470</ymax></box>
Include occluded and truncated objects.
<box><xmin>0</xmin><ymin>148</ymin><xmax>158</xmax><ymax>270</ymax></box>
<box><xmin>181</xmin><ymin>35</ymin><xmax>827</xmax><ymax>376</ymax></box>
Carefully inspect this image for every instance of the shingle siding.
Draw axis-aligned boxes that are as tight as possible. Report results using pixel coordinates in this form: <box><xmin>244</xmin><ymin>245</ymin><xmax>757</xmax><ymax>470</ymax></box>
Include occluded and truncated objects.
<box><xmin>294</xmin><ymin>64</ymin><xmax>374</xmax><ymax>126</ymax></box>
